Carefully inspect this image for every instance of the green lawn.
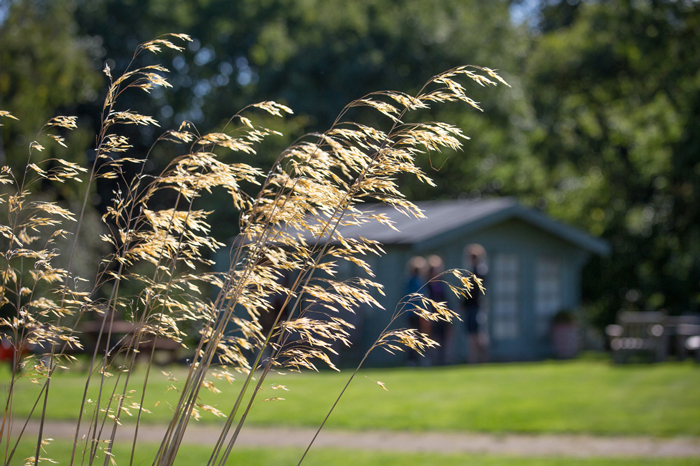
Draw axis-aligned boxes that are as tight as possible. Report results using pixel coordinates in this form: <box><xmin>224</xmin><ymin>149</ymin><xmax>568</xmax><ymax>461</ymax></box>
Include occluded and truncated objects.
<box><xmin>7</xmin><ymin>441</ymin><xmax>700</xmax><ymax>466</ymax></box>
<box><xmin>3</xmin><ymin>359</ymin><xmax>700</xmax><ymax>436</ymax></box>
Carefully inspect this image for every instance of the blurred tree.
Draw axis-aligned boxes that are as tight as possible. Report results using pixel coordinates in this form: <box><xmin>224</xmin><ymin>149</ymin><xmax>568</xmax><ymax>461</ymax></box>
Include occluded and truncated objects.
<box><xmin>71</xmin><ymin>0</ymin><xmax>537</xmax><ymax>238</ymax></box>
<box><xmin>0</xmin><ymin>0</ymin><xmax>100</xmax><ymax>185</ymax></box>
<box><xmin>0</xmin><ymin>0</ymin><xmax>107</xmax><ymax>316</ymax></box>
<box><xmin>526</xmin><ymin>0</ymin><xmax>700</xmax><ymax>326</ymax></box>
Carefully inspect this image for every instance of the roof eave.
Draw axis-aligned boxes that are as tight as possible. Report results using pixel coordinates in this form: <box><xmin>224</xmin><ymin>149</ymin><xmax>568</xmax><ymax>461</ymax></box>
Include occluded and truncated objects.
<box><xmin>414</xmin><ymin>202</ymin><xmax>610</xmax><ymax>256</ymax></box>
<box><xmin>511</xmin><ymin>205</ymin><xmax>611</xmax><ymax>256</ymax></box>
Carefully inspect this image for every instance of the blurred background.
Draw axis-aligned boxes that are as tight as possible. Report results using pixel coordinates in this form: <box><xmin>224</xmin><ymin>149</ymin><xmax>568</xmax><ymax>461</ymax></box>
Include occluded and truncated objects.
<box><xmin>2</xmin><ymin>2</ymin><xmax>700</xmax><ymax>464</ymax></box>
<box><xmin>1</xmin><ymin>0</ymin><xmax>699</xmax><ymax>349</ymax></box>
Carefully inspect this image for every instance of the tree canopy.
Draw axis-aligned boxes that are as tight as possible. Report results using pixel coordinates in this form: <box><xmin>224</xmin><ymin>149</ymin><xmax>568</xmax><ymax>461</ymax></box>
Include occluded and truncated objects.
<box><xmin>0</xmin><ymin>0</ymin><xmax>99</xmax><ymax>178</ymax></box>
<box><xmin>526</xmin><ymin>0</ymin><xmax>700</xmax><ymax>325</ymax></box>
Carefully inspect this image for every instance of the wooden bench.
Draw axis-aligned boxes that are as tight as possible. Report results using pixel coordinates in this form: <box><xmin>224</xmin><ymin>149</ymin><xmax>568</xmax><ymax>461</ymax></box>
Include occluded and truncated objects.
<box><xmin>80</xmin><ymin>314</ymin><xmax>182</xmax><ymax>366</ymax></box>
<box><xmin>606</xmin><ymin>312</ymin><xmax>700</xmax><ymax>363</ymax></box>
<box><xmin>605</xmin><ymin>311</ymin><xmax>667</xmax><ymax>363</ymax></box>
<box><xmin>665</xmin><ymin>315</ymin><xmax>700</xmax><ymax>362</ymax></box>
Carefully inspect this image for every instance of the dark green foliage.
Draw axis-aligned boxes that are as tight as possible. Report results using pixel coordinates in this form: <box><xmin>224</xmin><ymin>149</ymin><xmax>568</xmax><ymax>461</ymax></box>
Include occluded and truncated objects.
<box><xmin>526</xmin><ymin>0</ymin><xmax>700</xmax><ymax>326</ymax></box>
<box><xmin>0</xmin><ymin>0</ymin><xmax>100</xmax><ymax>177</ymax></box>
<box><xmin>64</xmin><ymin>0</ymin><xmax>534</xmax><ymax>241</ymax></box>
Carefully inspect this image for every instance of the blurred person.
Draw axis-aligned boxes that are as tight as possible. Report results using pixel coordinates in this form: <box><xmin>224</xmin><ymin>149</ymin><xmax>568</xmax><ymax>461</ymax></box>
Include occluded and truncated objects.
<box><xmin>404</xmin><ymin>255</ymin><xmax>429</xmax><ymax>366</ymax></box>
<box><xmin>463</xmin><ymin>244</ymin><xmax>488</xmax><ymax>363</ymax></box>
<box><xmin>427</xmin><ymin>255</ymin><xmax>451</xmax><ymax>365</ymax></box>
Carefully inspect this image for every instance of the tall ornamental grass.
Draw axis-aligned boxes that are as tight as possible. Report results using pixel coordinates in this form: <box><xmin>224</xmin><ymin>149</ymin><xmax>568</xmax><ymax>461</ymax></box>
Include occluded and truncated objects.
<box><xmin>0</xmin><ymin>34</ymin><xmax>505</xmax><ymax>465</ymax></box>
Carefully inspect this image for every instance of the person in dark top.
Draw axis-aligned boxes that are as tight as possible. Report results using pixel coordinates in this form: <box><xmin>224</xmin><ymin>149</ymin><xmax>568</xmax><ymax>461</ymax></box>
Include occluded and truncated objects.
<box><xmin>426</xmin><ymin>255</ymin><xmax>450</xmax><ymax>365</ymax></box>
<box><xmin>463</xmin><ymin>245</ymin><xmax>487</xmax><ymax>363</ymax></box>
<box><xmin>404</xmin><ymin>256</ymin><xmax>428</xmax><ymax>365</ymax></box>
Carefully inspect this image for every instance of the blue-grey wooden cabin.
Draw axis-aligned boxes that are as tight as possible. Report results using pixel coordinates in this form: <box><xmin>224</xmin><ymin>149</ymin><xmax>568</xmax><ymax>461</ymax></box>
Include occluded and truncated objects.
<box><xmin>325</xmin><ymin>198</ymin><xmax>610</xmax><ymax>365</ymax></box>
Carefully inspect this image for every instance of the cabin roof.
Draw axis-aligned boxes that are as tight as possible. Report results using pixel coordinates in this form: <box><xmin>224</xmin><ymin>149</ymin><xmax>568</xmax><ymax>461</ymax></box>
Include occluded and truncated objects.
<box><xmin>334</xmin><ymin>198</ymin><xmax>610</xmax><ymax>256</ymax></box>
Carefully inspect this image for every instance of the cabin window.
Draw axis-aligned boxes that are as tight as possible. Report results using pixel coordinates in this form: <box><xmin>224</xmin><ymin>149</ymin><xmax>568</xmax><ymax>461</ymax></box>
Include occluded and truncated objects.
<box><xmin>492</xmin><ymin>253</ymin><xmax>520</xmax><ymax>340</ymax></box>
<box><xmin>535</xmin><ymin>256</ymin><xmax>562</xmax><ymax>336</ymax></box>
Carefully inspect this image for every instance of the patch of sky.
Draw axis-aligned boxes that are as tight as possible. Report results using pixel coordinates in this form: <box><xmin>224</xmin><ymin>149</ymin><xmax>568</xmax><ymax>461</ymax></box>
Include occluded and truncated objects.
<box><xmin>509</xmin><ymin>0</ymin><xmax>543</xmax><ymax>28</ymax></box>
<box><xmin>172</xmin><ymin>56</ymin><xmax>187</xmax><ymax>71</ymax></box>
<box><xmin>0</xmin><ymin>1</ymin><xmax>9</xmax><ymax>26</ymax></box>
<box><xmin>160</xmin><ymin>105</ymin><xmax>174</xmax><ymax>119</ymax></box>
<box><xmin>188</xmin><ymin>38</ymin><xmax>201</xmax><ymax>52</ymax></box>
<box><xmin>194</xmin><ymin>46</ymin><xmax>215</xmax><ymax>66</ymax></box>
<box><xmin>235</xmin><ymin>56</ymin><xmax>257</xmax><ymax>86</ymax></box>
<box><xmin>193</xmin><ymin>79</ymin><xmax>212</xmax><ymax>97</ymax></box>
<box><xmin>218</xmin><ymin>61</ymin><xmax>234</xmax><ymax>76</ymax></box>
<box><xmin>212</xmin><ymin>74</ymin><xmax>229</xmax><ymax>87</ymax></box>
<box><xmin>188</xmin><ymin>107</ymin><xmax>204</xmax><ymax>123</ymax></box>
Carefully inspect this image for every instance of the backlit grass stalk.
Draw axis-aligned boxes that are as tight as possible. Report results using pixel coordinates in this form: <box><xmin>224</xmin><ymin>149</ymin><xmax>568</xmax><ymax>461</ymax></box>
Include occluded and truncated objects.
<box><xmin>0</xmin><ymin>34</ymin><xmax>504</xmax><ymax>466</ymax></box>
<box><xmin>209</xmin><ymin>72</ymin><xmax>475</xmax><ymax>465</ymax></box>
<box><xmin>297</xmin><ymin>268</ymin><xmax>482</xmax><ymax>465</ymax></box>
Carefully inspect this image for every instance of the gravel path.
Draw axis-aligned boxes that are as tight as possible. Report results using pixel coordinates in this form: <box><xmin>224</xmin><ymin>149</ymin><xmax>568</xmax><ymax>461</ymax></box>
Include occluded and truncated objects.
<box><xmin>18</xmin><ymin>420</ymin><xmax>700</xmax><ymax>458</ymax></box>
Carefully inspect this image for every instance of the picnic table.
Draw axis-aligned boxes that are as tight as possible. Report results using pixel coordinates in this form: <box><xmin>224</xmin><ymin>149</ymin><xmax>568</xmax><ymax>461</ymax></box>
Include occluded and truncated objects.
<box><xmin>80</xmin><ymin>313</ymin><xmax>182</xmax><ymax>365</ymax></box>
<box><xmin>605</xmin><ymin>311</ymin><xmax>700</xmax><ymax>363</ymax></box>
